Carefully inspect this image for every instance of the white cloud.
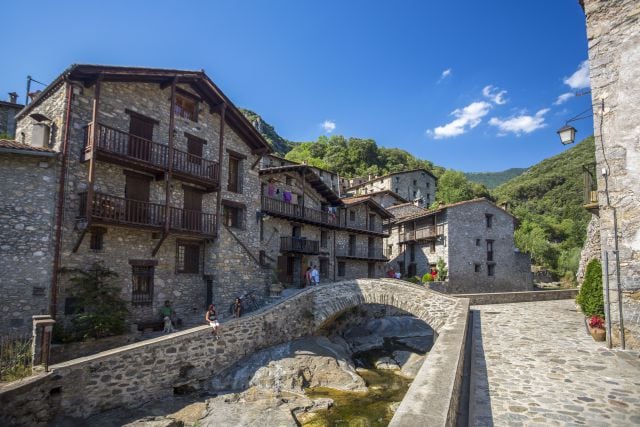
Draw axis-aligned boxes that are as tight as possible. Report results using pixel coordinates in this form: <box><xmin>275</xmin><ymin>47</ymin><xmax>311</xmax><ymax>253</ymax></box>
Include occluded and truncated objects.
<box><xmin>482</xmin><ymin>85</ymin><xmax>508</xmax><ymax>105</ymax></box>
<box><xmin>321</xmin><ymin>120</ymin><xmax>336</xmax><ymax>133</ymax></box>
<box><xmin>488</xmin><ymin>108</ymin><xmax>550</xmax><ymax>136</ymax></box>
<box><xmin>437</xmin><ymin>68</ymin><xmax>452</xmax><ymax>83</ymax></box>
<box><xmin>564</xmin><ymin>60</ymin><xmax>590</xmax><ymax>89</ymax></box>
<box><xmin>428</xmin><ymin>101</ymin><xmax>492</xmax><ymax>139</ymax></box>
<box><xmin>553</xmin><ymin>92</ymin><xmax>574</xmax><ymax>105</ymax></box>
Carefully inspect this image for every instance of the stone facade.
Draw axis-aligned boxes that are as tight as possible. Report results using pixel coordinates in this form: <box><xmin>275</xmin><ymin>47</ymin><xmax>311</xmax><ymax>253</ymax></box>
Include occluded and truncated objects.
<box><xmin>348</xmin><ymin>169</ymin><xmax>437</xmax><ymax>207</ymax></box>
<box><xmin>582</xmin><ymin>0</ymin><xmax>640</xmax><ymax>346</ymax></box>
<box><xmin>0</xmin><ymin>150</ymin><xmax>57</xmax><ymax>335</ymax></box>
<box><xmin>0</xmin><ymin>100</ymin><xmax>23</xmax><ymax>138</ymax></box>
<box><xmin>385</xmin><ymin>199</ymin><xmax>533</xmax><ymax>293</ymax></box>
<box><xmin>576</xmin><ymin>214</ymin><xmax>601</xmax><ymax>284</ymax></box>
<box><xmin>0</xmin><ymin>279</ymin><xmax>470</xmax><ymax>427</ymax></box>
<box><xmin>2</xmin><ymin>65</ymin><xmax>272</xmax><ymax>334</ymax></box>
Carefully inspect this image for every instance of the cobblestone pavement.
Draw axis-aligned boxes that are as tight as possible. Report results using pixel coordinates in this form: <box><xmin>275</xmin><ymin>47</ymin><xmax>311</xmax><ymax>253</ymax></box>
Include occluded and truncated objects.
<box><xmin>469</xmin><ymin>299</ymin><xmax>640</xmax><ymax>426</ymax></box>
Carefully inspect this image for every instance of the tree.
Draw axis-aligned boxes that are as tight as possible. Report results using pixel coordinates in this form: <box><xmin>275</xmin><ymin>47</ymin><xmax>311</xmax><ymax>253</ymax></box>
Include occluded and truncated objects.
<box><xmin>576</xmin><ymin>259</ymin><xmax>604</xmax><ymax>317</ymax></box>
<box><xmin>435</xmin><ymin>170</ymin><xmax>489</xmax><ymax>204</ymax></box>
<box><xmin>65</xmin><ymin>263</ymin><xmax>129</xmax><ymax>339</ymax></box>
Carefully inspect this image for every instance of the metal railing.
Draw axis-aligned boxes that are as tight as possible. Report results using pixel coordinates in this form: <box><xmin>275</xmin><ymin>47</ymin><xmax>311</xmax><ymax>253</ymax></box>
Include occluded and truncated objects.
<box><xmin>280</xmin><ymin>236</ymin><xmax>320</xmax><ymax>254</ymax></box>
<box><xmin>86</xmin><ymin>123</ymin><xmax>219</xmax><ymax>183</ymax></box>
<box><xmin>79</xmin><ymin>192</ymin><xmax>215</xmax><ymax>235</ymax></box>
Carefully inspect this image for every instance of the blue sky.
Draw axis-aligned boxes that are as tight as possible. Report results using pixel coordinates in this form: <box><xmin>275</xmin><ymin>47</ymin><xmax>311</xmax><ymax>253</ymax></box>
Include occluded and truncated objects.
<box><xmin>1</xmin><ymin>1</ymin><xmax>592</xmax><ymax>172</ymax></box>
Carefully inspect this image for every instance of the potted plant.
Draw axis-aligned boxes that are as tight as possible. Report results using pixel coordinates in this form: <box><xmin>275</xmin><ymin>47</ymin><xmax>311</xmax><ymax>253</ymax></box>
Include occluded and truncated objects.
<box><xmin>588</xmin><ymin>315</ymin><xmax>606</xmax><ymax>342</ymax></box>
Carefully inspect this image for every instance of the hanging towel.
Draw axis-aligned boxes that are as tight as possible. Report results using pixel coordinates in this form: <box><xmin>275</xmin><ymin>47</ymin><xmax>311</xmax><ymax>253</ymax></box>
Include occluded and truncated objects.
<box><xmin>268</xmin><ymin>184</ymin><xmax>275</xmax><ymax>197</ymax></box>
<box><xmin>283</xmin><ymin>191</ymin><xmax>292</xmax><ymax>203</ymax></box>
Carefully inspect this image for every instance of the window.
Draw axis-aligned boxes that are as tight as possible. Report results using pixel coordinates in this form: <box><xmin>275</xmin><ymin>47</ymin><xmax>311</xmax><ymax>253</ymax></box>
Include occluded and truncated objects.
<box><xmin>486</xmin><ymin>240</ymin><xmax>494</xmax><ymax>261</ymax></box>
<box><xmin>476</xmin><ymin>239</ymin><xmax>481</xmax><ymax>246</ymax></box>
<box><xmin>228</xmin><ymin>156</ymin><xmax>242</xmax><ymax>193</ymax></box>
<box><xmin>338</xmin><ymin>261</ymin><xmax>346</xmax><ymax>277</ymax></box>
<box><xmin>177</xmin><ymin>242</ymin><xmax>200</xmax><ymax>274</ymax></box>
<box><xmin>426</xmin><ymin>194</ymin><xmax>431</xmax><ymax>204</ymax></box>
<box><xmin>89</xmin><ymin>227</ymin><xmax>106</xmax><ymax>251</ymax></box>
<box><xmin>386</xmin><ymin>244</ymin><xmax>393</xmax><ymax>256</ymax></box>
<box><xmin>223</xmin><ymin>204</ymin><xmax>244</xmax><ymax>229</ymax></box>
<box><xmin>409</xmin><ymin>244</ymin><xmax>416</xmax><ymax>262</ymax></box>
<box><xmin>413</xmin><ymin>179</ymin><xmax>417</xmax><ymax>186</ymax></box>
<box><xmin>474</xmin><ymin>263</ymin><xmax>481</xmax><ymax>273</ymax></box>
<box><xmin>320</xmin><ymin>231</ymin><xmax>328</xmax><ymax>248</ymax></box>
<box><xmin>430</xmin><ymin>241</ymin><xmax>436</xmax><ymax>253</ymax></box>
<box><xmin>487</xmin><ymin>264</ymin><xmax>495</xmax><ymax>276</ymax></box>
<box><xmin>395</xmin><ymin>188</ymin><xmax>399</xmax><ymax>193</ymax></box>
<box><xmin>485</xmin><ymin>214</ymin><xmax>493</xmax><ymax>228</ymax></box>
<box><xmin>426</xmin><ymin>182</ymin><xmax>430</xmax><ymax>189</ymax></box>
<box><xmin>349</xmin><ymin>210</ymin><xmax>356</xmax><ymax>222</ymax></box>
<box><xmin>286</xmin><ymin>176</ymin><xmax>292</xmax><ymax>185</ymax></box>
<box><xmin>131</xmin><ymin>264</ymin><xmax>155</xmax><ymax>306</ymax></box>
<box><xmin>186</xmin><ymin>135</ymin><xmax>205</xmax><ymax>165</ymax></box>
<box><xmin>320</xmin><ymin>258</ymin><xmax>329</xmax><ymax>279</ymax></box>
<box><xmin>413</xmin><ymin>190</ymin><xmax>417</xmax><ymax>198</ymax></box>
<box><xmin>175</xmin><ymin>93</ymin><xmax>198</xmax><ymax>122</ymax></box>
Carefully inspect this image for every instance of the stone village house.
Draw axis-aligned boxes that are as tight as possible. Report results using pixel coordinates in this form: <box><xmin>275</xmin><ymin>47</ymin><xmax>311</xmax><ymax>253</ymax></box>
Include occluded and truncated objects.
<box><xmin>1</xmin><ymin>64</ymin><xmax>273</xmax><ymax>336</ymax></box>
<box><xmin>346</xmin><ymin>168</ymin><xmax>437</xmax><ymax>208</ymax></box>
<box><xmin>0</xmin><ymin>94</ymin><xmax>23</xmax><ymax>138</ymax></box>
<box><xmin>384</xmin><ymin>198</ymin><xmax>533</xmax><ymax>293</ymax></box>
<box><xmin>258</xmin><ymin>162</ymin><xmax>392</xmax><ymax>285</ymax></box>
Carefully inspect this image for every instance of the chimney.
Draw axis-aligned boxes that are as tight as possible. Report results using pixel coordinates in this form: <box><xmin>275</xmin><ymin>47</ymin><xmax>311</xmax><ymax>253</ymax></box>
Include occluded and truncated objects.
<box><xmin>8</xmin><ymin>92</ymin><xmax>18</xmax><ymax>103</ymax></box>
<box><xmin>28</xmin><ymin>90</ymin><xmax>42</xmax><ymax>102</ymax></box>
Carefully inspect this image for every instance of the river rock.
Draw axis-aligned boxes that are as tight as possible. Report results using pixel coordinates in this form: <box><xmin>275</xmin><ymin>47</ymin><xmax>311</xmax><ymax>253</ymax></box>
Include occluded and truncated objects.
<box><xmin>210</xmin><ymin>336</ymin><xmax>366</xmax><ymax>393</ymax></box>
<box><xmin>392</xmin><ymin>350</ymin><xmax>426</xmax><ymax>378</ymax></box>
<box><xmin>374</xmin><ymin>356</ymin><xmax>400</xmax><ymax>370</ymax></box>
<box><xmin>343</xmin><ymin>316</ymin><xmax>433</xmax><ymax>353</ymax></box>
<box><xmin>395</xmin><ymin>335</ymin><xmax>433</xmax><ymax>353</ymax></box>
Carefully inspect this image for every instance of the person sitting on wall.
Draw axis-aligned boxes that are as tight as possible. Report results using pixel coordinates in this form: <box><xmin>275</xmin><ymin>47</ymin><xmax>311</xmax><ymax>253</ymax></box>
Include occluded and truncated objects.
<box><xmin>387</xmin><ymin>268</ymin><xmax>395</xmax><ymax>278</ymax></box>
<box><xmin>205</xmin><ymin>304</ymin><xmax>220</xmax><ymax>339</ymax></box>
<box><xmin>160</xmin><ymin>300</ymin><xmax>177</xmax><ymax>329</ymax></box>
<box><xmin>304</xmin><ymin>267</ymin><xmax>312</xmax><ymax>288</ymax></box>
<box><xmin>394</xmin><ymin>271</ymin><xmax>401</xmax><ymax>279</ymax></box>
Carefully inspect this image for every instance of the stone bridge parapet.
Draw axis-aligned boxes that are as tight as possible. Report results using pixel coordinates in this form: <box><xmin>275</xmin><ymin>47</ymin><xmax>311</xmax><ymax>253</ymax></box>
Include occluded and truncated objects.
<box><xmin>0</xmin><ymin>279</ymin><xmax>469</xmax><ymax>426</ymax></box>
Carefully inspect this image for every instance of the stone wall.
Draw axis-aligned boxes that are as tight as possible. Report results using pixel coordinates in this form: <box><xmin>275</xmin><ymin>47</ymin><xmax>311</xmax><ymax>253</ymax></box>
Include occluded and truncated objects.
<box><xmin>446</xmin><ymin>200</ymin><xmax>532</xmax><ymax>293</ymax></box>
<box><xmin>454</xmin><ymin>288</ymin><xmax>579</xmax><ymax>305</ymax></box>
<box><xmin>583</xmin><ymin>0</ymin><xmax>640</xmax><ymax>345</ymax></box>
<box><xmin>352</xmin><ymin>170</ymin><xmax>436</xmax><ymax>207</ymax></box>
<box><xmin>577</xmin><ymin>215</ymin><xmax>601</xmax><ymax>284</ymax></box>
<box><xmin>0</xmin><ymin>152</ymin><xmax>57</xmax><ymax>335</ymax></box>
<box><xmin>0</xmin><ymin>279</ymin><xmax>470</xmax><ymax>427</ymax></box>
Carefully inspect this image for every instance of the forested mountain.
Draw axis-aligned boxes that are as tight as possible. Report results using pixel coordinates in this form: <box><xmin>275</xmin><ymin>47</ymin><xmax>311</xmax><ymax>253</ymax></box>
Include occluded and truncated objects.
<box><xmin>465</xmin><ymin>168</ymin><xmax>528</xmax><ymax>189</ymax></box>
<box><xmin>240</xmin><ymin>109</ymin><xmax>295</xmax><ymax>155</ymax></box>
<box><xmin>493</xmin><ymin>136</ymin><xmax>596</xmax><ymax>280</ymax></box>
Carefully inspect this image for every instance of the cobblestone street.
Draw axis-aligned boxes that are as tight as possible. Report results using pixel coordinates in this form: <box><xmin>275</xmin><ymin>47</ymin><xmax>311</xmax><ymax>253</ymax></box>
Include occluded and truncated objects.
<box><xmin>469</xmin><ymin>299</ymin><xmax>640</xmax><ymax>426</ymax></box>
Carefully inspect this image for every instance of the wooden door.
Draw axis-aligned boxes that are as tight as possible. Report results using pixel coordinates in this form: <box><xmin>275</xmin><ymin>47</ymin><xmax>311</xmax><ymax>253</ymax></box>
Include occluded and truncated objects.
<box><xmin>368</xmin><ymin>262</ymin><xmax>375</xmax><ymax>278</ymax></box>
<box><xmin>128</xmin><ymin>115</ymin><xmax>154</xmax><ymax>161</ymax></box>
<box><xmin>277</xmin><ymin>255</ymin><xmax>292</xmax><ymax>285</ymax></box>
<box><xmin>183</xmin><ymin>187</ymin><xmax>203</xmax><ymax>231</ymax></box>
<box><xmin>125</xmin><ymin>174</ymin><xmax>151</xmax><ymax>224</ymax></box>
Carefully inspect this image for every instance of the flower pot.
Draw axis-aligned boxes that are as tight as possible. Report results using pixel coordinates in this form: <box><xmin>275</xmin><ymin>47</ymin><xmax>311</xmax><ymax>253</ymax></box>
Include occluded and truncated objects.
<box><xmin>588</xmin><ymin>325</ymin><xmax>606</xmax><ymax>342</ymax></box>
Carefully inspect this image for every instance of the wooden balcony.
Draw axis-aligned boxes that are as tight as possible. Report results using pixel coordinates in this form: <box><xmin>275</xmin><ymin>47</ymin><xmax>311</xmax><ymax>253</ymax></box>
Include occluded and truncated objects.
<box><xmin>336</xmin><ymin>245</ymin><xmax>387</xmax><ymax>261</ymax></box>
<box><xmin>280</xmin><ymin>236</ymin><xmax>320</xmax><ymax>254</ymax></box>
<box><xmin>342</xmin><ymin>220</ymin><xmax>387</xmax><ymax>236</ymax></box>
<box><xmin>78</xmin><ymin>192</ymin><xmax>216</xmax><ymax>237</ymax></box>
<box><xmin>85</xmin><ymin>123</ymin><xmax>219</xmax><ymax>189</ymax></box>
<box><xmin>262</xmin><ymin>196</ymin><xmax>340</xmax><ymax>229</ymax></box>
<box><xmin>399</xmin><ymin>225</ymin><xmax>444</xmax><ymax>243</ymax></box>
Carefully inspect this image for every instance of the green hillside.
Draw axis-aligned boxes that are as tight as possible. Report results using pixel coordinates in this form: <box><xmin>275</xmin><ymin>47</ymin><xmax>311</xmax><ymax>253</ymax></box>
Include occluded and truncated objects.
<box><xmin>465</xmin><ymin>168</ymin><xmax>528</xmax><ymax>189</ymax></box>
<box><xmin>493</xmin><ymin>136</ymin><xmax>596</xmax><ymax>280</ymax></box>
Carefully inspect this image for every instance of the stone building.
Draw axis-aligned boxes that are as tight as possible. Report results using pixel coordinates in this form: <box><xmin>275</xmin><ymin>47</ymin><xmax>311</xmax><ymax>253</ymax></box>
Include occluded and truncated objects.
<box><xmin>261</xmin><ymin>154</ymin><xmax>344</xmax><ymax>195</ymax></box>
<box><xmin>0</xmin><ymin>94</ymin><xmax>23</xmax><ymax>138</ymax></box>
<box><xmin>385</xmin><ymin>198</ymin><xmax>532</xmax><ymax>293</ymax></box>
<box><xmin>581</xmin><ymin>0</ymin><xmax>640</xmax><ymax>346</ymax></box>
<box><xmin>0</xmin><ymin>140</ymin><xmax>57</xmax><ymax>335</ymax></box>
<box><xmin>5</xmin><ymin>64</ymin><xmax>271</xmax><ymax>333</ymax></box>
<box><xmin>259</xmin><ymin>164</ymin><xmax>392</xmax><ymax>284</ymax></box>
<box><xmin>346</xmin><ymin>168</ymin><xmax>437</xmax><ymax>207</ymax></box>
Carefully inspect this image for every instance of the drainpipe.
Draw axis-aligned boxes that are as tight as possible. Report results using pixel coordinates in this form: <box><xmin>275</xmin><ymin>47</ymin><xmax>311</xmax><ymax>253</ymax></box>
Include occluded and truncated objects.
<box><xmin>50</xmin><ymin>79</ymin><xmax>74</xmax><ymax>317</ymax></box>
<box><xmin>215</xmin><ymin>103</ymin><xmax>227</xmax><ymax>236</ymax></box>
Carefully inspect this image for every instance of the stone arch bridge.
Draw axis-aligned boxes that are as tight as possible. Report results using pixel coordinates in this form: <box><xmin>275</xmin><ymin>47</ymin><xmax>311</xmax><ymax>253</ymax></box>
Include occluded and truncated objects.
<box><xmin>1</xmin><ymin>279</ymin><xmax>470</xmax><ymax>426</ymax></box>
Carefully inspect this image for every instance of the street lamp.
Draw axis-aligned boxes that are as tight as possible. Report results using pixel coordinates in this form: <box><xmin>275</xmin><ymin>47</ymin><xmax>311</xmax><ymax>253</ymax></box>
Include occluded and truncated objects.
<box><xmin>557</xmin><ymin>124</ymin><xmax>577</xmax><ymax>145</ymax></box>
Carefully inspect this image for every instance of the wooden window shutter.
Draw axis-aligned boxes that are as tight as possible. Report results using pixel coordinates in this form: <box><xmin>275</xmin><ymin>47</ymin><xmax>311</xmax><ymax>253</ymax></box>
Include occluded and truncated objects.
<box><xmin>237</xmin><ymin>158</ymin><xmax>244</xmax><ymax>193</ymax></box>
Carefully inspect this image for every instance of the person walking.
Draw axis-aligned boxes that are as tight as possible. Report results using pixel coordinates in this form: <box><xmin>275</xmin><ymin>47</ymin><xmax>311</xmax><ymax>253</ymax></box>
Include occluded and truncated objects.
<box><xmin>311</xmin><ymin>265</ymin><xmax>320</xmax><ymax>286</ymax></box>
<box><xmin>205</xmin><ymin>304</ymin><xmax>219</xmax><ymax>339</ymax></box>
<box><xmin>233</xmin><ymin>297</ymin><xmax>243</xmax><ymax>318</ymax></box>
<box><xmin>304</xmin><ymin>266</ymin><xmax>312</xmax><ymax>288</ymax></box>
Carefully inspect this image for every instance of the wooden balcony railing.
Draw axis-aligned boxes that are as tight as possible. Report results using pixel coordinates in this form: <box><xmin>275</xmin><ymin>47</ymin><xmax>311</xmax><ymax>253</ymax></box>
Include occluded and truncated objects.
<box><xmin>280</xmin><ymin>236</ymin><xmax>320</xmax><ymax>254</ymax></box>
<box><xmin>336</xmin><ymin>245</ymin><xmax>387</xmax><ymax>260</ymax></box>
<box><xmin>262</xmin><ymin>196</ymin><xmax>340</xmax><ymax>228</ymax></box>
<box><xmin>85</xmin><ymin>123</ymin><xmax>219</xmax><ymax>185</ymax></box>
<box><xmin>79</xmin><ymin>192</ymin><xmax>215</xmax><ymax>236</ymax></box>
<box><xmin>399</xmin><ymin>225</ymin><xmax>444</xmax><ymax>243</ymax></box>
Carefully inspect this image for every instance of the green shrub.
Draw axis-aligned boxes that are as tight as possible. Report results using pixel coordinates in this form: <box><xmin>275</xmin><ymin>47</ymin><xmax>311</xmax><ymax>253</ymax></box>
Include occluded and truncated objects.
<box><xmin>405</xmin><ymin>277</ymin><xmax>420</xmax><ymax>284</ymax></box>
<box><xmin>436</xmin><ymin>258</ymin><xmax>448</xmax><ymax>281</ymax></box>
<box><xmin>422</xmin><ymin>273</ymin><xmax>434</xmax><ymax>283</ymax></box>
<box><xmin>576</xmin><ymin>259</ymin><xmax>604</xmax><ymax>317</ymax></box>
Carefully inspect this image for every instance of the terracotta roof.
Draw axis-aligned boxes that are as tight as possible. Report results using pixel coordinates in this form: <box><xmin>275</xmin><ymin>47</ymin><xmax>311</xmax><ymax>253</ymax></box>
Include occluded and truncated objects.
<box><xmin>16</xmin><ymin>64</ymin><xmax>272</xmax><ymax>155</ymax></box>
<box><xmin>391</xmin><ymin>197</ymin><xmax>514</xmax><ymax>224</ymax></box>
<box><xmin>345</xmin><ymin>168</ymin><xmax>437</xmax><ymax>190</ymax></box>
<box><xmin>0</xmin><ymin>139</ymin><xmax>56</xmax><ymax>156</ymax></box>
